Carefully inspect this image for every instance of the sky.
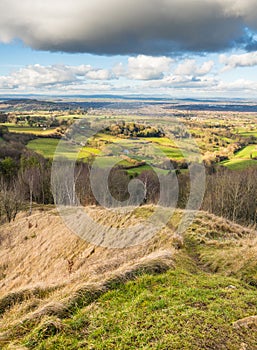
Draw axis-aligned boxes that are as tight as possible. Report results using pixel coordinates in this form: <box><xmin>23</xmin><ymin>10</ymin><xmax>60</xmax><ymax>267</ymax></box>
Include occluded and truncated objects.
<box><xmin>1</xmin><ymin>0</ymin><xmax>257</xmax><ymax>98</ymax></box>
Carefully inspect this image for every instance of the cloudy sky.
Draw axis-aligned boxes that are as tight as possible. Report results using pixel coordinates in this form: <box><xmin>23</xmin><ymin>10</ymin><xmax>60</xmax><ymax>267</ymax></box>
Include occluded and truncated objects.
<box><xmin>1</xmin><ymin>0</ymin><xmax>257</xmax><ymax>97</ymax></box>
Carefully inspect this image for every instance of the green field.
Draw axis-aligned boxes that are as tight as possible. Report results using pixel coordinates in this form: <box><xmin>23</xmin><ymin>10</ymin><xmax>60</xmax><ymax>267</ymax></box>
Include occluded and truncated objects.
<box><xmin>27</xmin><ymin>139</ymin><xmax>100</xmax><ymax>161</ymax></box>
<box><xmin>234</xmin><ymin>144</ymin><xmax>257</xmax><ymax>158</ymax></box>
<box><xmin>126</xmin><ymin>164</ymin><xmax>170</xmax><ymax>175</ymax></box>
<box><xmin>154</xmin><ymin>146</ymin><xmax>184</xmax><ymax>159</ymax></box>
<box><xmin>221</xmin><ymin>158</ymin><xmax>257</xmax><ymax>170</ymax></box>
<box><xmin>239</xmin><ymin>131</ymin><xmax>257</xmax><ymax>138</ymax></box>
<box><xmin>222</xmin><ymin>144</ymin><xmax>257</xmax><ymax>170</ymax></box>
<box><xmin>16</xmin><ymin>115</ymin><xmax>257</xmax><ymax>172</ymax></box>
<box><xmin>3</xmin><ymin>124</ymin><xmax>58</xmax><ymax>136</ymax></box>
<box><xmin>27</xmin><ymin>139</ymin><xmax>59</xmax><ymax>158</ymax></box>
<box><xmin>92</xmin><ymin>156</ymin><xmax>133</xmax><ymax>168</ymax></box>
<box><xmin>27</xmin><ymin>131</ymin><xmax>187</xmax><ymax>175</ymax></box>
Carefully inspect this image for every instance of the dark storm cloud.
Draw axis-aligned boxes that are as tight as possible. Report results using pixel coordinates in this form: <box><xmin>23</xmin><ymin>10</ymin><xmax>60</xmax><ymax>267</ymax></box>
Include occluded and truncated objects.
<box><xmin>0</xmin><ymin>0</ymin><xmax>257</xmax><ymax>55</ymax></box>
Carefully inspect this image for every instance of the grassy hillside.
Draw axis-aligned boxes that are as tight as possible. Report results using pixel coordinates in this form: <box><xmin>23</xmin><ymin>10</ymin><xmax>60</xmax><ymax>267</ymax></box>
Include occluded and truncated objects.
<box><xmin>221</xmin><ymin>145</ymin><xmax>257</xmax><ymax>170</ymax></box>
<box><xmin>0</xmin><ymin>207</ymin><xmax>257</xmax><ymax>349</ymax></box>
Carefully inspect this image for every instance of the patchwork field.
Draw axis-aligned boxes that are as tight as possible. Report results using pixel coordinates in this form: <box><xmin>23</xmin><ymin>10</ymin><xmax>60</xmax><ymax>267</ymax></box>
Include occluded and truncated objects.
<box><xmin>26</xmin><ymin>132</ymin><xmax>185</xmax><ymax>174</ymax></box>
<box><xmin>2</xmin><ymin>108</ymin><xmax>257</xmax><ymax>173</ymax></box>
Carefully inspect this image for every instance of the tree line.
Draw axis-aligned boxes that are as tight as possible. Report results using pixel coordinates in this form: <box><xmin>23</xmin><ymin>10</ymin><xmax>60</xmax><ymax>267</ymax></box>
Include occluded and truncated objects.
<box><xmin>1</xmin><ymin>143</ymin><xmax>257</xmax><ymax>228</ymax></box>
<box><xmin>105</xmin><ymin>122</ymin><xmax>164</xmax><ymax>138</ymax></box>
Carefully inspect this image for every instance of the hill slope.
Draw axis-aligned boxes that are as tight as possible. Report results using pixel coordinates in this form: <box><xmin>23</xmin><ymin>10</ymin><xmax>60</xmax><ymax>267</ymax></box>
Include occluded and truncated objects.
<box><xmin>0</xmin><ymin>206</ymin><xmax>257</xmax><ymax>349</ymax></box>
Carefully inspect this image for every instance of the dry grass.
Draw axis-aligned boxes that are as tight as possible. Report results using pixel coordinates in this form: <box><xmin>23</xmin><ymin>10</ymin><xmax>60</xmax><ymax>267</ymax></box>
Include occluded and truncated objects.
<box><xmin>0</xmin><ymin>206</ymin><xmax>177</xmax><ymax>298</ymax></box>
<box><xmin>184</xmin><ymin>210</ymin><xmax>257</xmax><ymax>281</ymax></box>
<box><xmin>0</xmin><ymin>248</ymin><xmax>174</xmax><ymax>344</ymax></box>
<box><xmin>0</xmin><ymin>205</ymin><xmax>177</xmax><ymax>329</ymax></box>
<box><xmin>0</xmin><ymin>206</ymin><xmax>255</xmax><ymax>299</ymax></box>
<box><xmin>0</xmin><ymin>205</ymin><xmax>257</xmax><ymax>348</ymax></box>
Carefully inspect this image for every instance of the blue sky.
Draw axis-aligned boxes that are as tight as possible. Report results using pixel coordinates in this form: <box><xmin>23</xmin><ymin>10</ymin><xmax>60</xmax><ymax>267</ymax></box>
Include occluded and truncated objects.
<box><xmin>1</xmin><ymin>0</ymin><xmax>257</xmax><ymax>98</ymax></box>
<box><xmin>0</xmin><ymin>41</ymin><xmax>127</xmax><ymax>75</ymax></box>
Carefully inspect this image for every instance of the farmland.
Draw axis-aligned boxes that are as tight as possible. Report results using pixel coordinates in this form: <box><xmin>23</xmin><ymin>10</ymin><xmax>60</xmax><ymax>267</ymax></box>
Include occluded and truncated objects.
<box><xmin>1</xmin><ymin>98</ymin><xmax>257</xmax><ymax>174</ymax></box>
<box><xmin>27</xmin><ymin>138</ymin><xmax>100</xmax><ymax>161</ymax></box>
<box><xmin>221</xmin><ymin>144</ymin><xmax>257</xmax><ymax>170</ymax></box>
<box><xmin>3</xmin><ymin>124</ymin><xmax>58</xmax><ymax>136</ymax></box>
<box><xmin>1</xmin><ymin>98</ymin><xmax>257</xmax><ymax>349</ymax></box>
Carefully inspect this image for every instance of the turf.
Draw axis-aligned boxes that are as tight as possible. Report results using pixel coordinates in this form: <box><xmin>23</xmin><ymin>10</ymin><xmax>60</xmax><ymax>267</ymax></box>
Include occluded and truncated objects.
<box><xmin>126</xmin><ymin>164</ymin><xmax>170</xmax><ymax>175</ymax></box>
<box><xmin>22</xmin><ymin>269</ymin><xmax>257</xmax><ymax>350</ymax></box>
<box><xmin>222</xmin><ymin>144</ymin><xmax>257</xmax><ymax>170</ymax></box>
<box><xmin>27</xmin><ymin>138</ymin><xmax>100</xmax><ymax>161</ymax></box>
<box><xmin>234</xmin><ymin>145</ymin><xmax>257</xmax><ymax>159</ymax></box>
<box><xmin>221</xmin><ymin>159</ymin><xmax>257</xmax><ymax>170</ymax></box>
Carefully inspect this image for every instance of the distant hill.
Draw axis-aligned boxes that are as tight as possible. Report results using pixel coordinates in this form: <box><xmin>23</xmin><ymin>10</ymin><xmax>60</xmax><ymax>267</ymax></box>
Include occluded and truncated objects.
<box><xmin>0</xmin><ymin>98</ymin><xmax>72</xmax><ymax>112</ymax></box>
<box><xmin>1</xmin><ymin>96</ymin><xmax>257</xmax><ymax>112</ymax></box>
<box><xmin>0</xmin><ymin>206</ymin><xmax>257</xmax><ymax>349</ymax></box>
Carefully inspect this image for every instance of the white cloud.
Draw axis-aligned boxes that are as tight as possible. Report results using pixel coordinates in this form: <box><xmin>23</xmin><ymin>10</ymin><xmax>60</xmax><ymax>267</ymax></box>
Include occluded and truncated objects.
<box><xmin>112</xmin><ymin>63</ymin><xmax>125</xmax><ymax>77</ymax></box>
<box><xmin>86</xmin><ymin>69</ymin><xmax>115</xmax><ymax>80</ymax></box>
<box><xmin>111</xmin><ymin>55</ymin><xmax>174</xmax><ymax>80</ymax></box>
<box><xmin>0</xmin><ymin>65</ymin><xmax>74</xmax><ymax>89</ymax></box>
<box><xmin>220</xmin><ymin>51</ymin><xmax>257</xmax><ymax>70</ymax></box>
<box><xmin>126</xmin><ymin>55</ymin><xmax>173</xmax><ymax>80</ymax></box>
<box><xmin>0</xmin><ymin>58</ymin><xmax>257</xmax><ymax>98</ymax></box>
<box><xmin>144</xmin><ymin>74</ymin><xmax>217</xmax><ymax>90</ymax></box>
<box><xmin>217</xmin><ymin>78</ymin><xmax>257</xmax><ymax>91</ymax></box>
<box><xmin>0</xmin><ymin>64</ymin><xmax>115</xmax><ymax>90</ymax></box>
<box><xmin>175</xmin><ymin>59</ymin><xmax>214</xmax><ymax>76</ymax></box>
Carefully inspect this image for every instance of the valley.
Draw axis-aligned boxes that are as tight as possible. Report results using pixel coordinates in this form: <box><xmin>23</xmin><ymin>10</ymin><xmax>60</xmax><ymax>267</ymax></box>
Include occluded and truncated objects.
<box><xmin>0</xmin><ymin>97</ymin><xmax>257</xmax><ymax>349</ymax></box>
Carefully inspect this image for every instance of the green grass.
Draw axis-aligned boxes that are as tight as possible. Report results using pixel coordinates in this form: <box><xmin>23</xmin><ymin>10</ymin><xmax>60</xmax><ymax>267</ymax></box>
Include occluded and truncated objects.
<box><xmin>96</xmin><ymin>133</ymin><xmax>121</xmax><ymax>143</ymax></box>
<box><xmin>92</xmin><ymin>157</ymin><xmax>133</xmax><ymax>168</ymax></box>
<box><xmin>126</xmin><ymin>164</ymin><xmax>170</xmax><ymax>175</ymax></box>
<box><xmin>1</xmin><ymin>208</ymin><xmax>257</xmax><ymax>349</ymax></box>
<box><xmin>27</xmin><ymin>139</ymin><xmax>100</xmax><ymax>161</ymax></box>
<box><xmin>220</xmin><ymin>136</ymin><xmax>233</xmax><ymax>143</ymax></box>
<box><xmin>27</xmin><ymin>139</ymin><xmax>59</xmax><ymax>158</ymax></box>
<box><xmin>239</xmin><ymin>131</ymin><xmax>257</xmax><ymax>138</ymax></box>
<box><xmin>221</xmin><ymin>144</ymin><xmax>257</xmax><ymax>170</ymax></box>
<box><xmin>93</xmin><ymin>135</ymin><xmax>184</xmax><ymax>161</ymax></box>
<box><xmin>221</xmin><ymin>159</ymin><xmax>257</xmax><ymax>170</ymax></box>
<box><xmin>27</xmin><ymin>130</ymin><xmax>187</xmax><ymax>169</ymax></box>
<box><xmin>21</xmin><ymin>269</ymin><xmax>257</xmax><ymax>349</ymax></box>
<box><xmin>5</xmin><ymin>125</ymin><xmax>58</xmax><ymax>136</ymax></box>
<box><xmin>154</xmin><ymin>146</ymin><xmax>184</xmax><ymax>159</ymax></box>
<box><xmin>234</xmin><ymin>145</ymin><xmax>257</xmax><ymax>159</ymax></box>
<box><xmin>18</xmin><ymin>119</ymin><xmax>257</xmax><ymax>172</ymax></box>
<box><xmin>82</xmin><ymin>147</ymin><xmax>101</xmax><ymax>155</ymax></box>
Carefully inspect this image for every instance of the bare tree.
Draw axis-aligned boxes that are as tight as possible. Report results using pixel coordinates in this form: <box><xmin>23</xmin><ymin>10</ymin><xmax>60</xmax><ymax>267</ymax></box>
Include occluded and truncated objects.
<box><xmin>0</xmin><ymin>178</ymin><xmax>24</xmax><ymax>222</ymax></box>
